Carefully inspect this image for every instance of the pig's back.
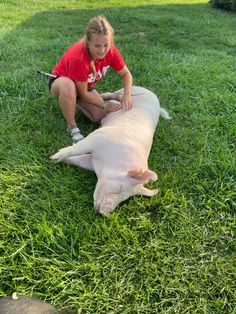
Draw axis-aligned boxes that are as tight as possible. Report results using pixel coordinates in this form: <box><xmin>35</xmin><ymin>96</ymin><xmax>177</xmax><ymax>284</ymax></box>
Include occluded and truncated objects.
<box><xmin>102</xmin><ymin>86</ymin><xmax>160</xmax><ymax>131</ymax></box>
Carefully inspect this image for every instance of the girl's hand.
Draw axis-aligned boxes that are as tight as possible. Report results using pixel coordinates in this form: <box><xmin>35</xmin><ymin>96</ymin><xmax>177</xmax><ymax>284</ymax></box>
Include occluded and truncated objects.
<box><xmin>121</xmin><ymin>94</ymin><xmax>132</xmax><ymax>111</ymax></box>
<box><xmin>105</xmin><ymin>100</ymin><xmax>121</xmax><ymax>112</ymax></box>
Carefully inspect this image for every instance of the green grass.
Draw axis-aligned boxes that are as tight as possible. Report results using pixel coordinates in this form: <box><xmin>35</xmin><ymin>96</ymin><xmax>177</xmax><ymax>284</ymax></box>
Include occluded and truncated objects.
<box><xmin>0</xmin><ymin>0</ymin><xmax>235</xmax><ymax>313</ymax></box>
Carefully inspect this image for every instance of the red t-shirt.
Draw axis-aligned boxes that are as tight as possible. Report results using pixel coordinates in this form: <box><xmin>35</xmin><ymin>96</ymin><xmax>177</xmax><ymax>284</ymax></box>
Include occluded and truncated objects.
<box><xmin>52</xmin><ymin>40</ymin><xmax>125</xmax><ymax>90</ymax></box>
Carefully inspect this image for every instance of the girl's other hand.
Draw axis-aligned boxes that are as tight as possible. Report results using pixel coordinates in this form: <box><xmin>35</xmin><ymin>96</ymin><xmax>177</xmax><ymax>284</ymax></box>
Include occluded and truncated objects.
<box><xmin>106</xmin><ymin>100</ymin><xmax>121</xmax><ymax>112</ymax></box>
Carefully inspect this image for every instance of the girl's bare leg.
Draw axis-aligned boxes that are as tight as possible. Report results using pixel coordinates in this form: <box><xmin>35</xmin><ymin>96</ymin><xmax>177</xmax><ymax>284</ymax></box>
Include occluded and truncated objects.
<box><xmin>51</xmin><ymin>79</ymin><xmax>120</xmax><ymax>127</ymax></box>
<box><xmin>50</xmin><ymin>77</ymin><xmax>78</xmax><ymax>129</ymax></box>
<box><xmin>77</xmin><ymin>89</ymin><xmax>107</xmax><ymax>123</ymax></box>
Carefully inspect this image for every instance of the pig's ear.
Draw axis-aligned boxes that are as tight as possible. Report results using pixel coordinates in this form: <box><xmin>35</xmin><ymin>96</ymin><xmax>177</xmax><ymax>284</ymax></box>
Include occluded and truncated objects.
<box><xmin>127</xmin><ymin>169</ymin><xmax>158</xmax><ymax>183</ymax></box>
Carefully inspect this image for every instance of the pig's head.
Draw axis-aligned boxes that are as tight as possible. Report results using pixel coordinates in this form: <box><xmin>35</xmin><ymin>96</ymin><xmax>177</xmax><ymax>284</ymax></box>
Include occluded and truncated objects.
<box><xmin>94</xmin><ymin>169</ymin><xmax>158</xmax><ymax>216</ymax></box>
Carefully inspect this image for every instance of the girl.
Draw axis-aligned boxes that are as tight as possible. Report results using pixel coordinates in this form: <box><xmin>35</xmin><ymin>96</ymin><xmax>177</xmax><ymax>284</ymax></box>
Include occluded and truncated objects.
<box><xmin>49</xmin><ymin>15</ymin><xmax>133</xmax><ymax>142</ymax></box>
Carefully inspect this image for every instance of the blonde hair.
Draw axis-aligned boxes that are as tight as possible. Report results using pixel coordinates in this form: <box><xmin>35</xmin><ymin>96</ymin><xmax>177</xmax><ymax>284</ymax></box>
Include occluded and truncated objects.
<box><xmin>84</xmin><ymin>16</ymin><xmax>114</xmax><ymax>78</ymax></box>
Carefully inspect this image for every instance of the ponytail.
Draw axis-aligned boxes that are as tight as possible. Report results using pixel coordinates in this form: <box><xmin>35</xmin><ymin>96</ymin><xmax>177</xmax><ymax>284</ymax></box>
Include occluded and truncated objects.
<box><xmin>90</xmin><ymin>60</ymin><xmax>96</xmax><ymax>79</ymax></box>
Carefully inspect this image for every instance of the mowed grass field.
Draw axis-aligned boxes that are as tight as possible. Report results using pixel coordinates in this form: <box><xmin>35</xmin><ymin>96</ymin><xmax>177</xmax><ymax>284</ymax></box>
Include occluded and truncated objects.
<box><xmin>0</xmin><ymin>0</ymin><xmax>235</xmax><ymax>313</ymax></box>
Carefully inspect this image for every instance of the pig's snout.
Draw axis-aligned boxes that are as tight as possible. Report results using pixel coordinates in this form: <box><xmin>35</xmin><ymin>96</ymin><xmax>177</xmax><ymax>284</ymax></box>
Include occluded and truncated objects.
<box><xmin>94</xmin><ymin>198</ymin><xmax>115</xmax><ymax>217</ymax></box>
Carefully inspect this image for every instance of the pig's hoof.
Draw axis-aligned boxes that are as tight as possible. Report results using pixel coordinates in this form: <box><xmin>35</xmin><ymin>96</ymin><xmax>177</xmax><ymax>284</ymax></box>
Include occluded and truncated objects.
<box><xmin>152</xmin><ymin>188</ymin><xmax>159</xmax><ymax>195</ymax></box>
<box><xmin>50</xmin><ymin>148</ymin><xmax>68</xmax><ymax>162</ymax></box>
<box><xmin>50</xmin><ymin>152</ymin><xmax>62</xmax><ymax>162</ymax></box>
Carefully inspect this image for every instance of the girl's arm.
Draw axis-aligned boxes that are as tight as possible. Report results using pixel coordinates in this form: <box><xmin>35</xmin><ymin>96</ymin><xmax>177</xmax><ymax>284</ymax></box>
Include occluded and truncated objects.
<box><xmin>75</xmin><ymin>81</ymin><xmax>104</xmax><ymax>108</ymax></box>
<box><xmin>117</xmin><ymin>65</ymin><xmax>133</xmax><ymax>111</ymax></box>
<box><xmin>75</xmin><ymin>81</ymin><xmax>121</xmax><ymax>112</ymax></box>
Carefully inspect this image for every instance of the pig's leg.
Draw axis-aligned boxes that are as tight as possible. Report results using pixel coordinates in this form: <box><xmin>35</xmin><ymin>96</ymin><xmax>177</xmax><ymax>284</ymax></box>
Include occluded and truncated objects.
<box><xmin>63</xmin><ymin>154</ymin><xmax>94</xmax><ymax>171</ymax></box>
<box><xmin>136</xmin><ymin>186</ymin><xmax>159</xmax><ymax>196</ymax></box>
<box><xmin>50</xmin><ymin>137</ymin><xmax>93</xmax><ymax>162</ymax></box>
<box><xmin>101</xmin><ymin>92</ymin><xmax>122</xmax><ymax>102</ymax></box>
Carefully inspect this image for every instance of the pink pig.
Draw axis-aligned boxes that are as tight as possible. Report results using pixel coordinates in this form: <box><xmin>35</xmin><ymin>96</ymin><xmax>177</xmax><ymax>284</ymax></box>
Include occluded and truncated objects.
<box><xmin>51</xmin><ymin>86</ymin><xmax>171</xmax><ymax>216</ymax></box>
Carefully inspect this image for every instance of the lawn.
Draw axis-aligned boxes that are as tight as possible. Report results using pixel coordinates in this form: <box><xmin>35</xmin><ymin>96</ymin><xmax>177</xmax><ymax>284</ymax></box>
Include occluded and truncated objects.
<box><xmin>0</xmin><ymin>0</ymin><xmax>235</xmax><ymax>313</ymax></box>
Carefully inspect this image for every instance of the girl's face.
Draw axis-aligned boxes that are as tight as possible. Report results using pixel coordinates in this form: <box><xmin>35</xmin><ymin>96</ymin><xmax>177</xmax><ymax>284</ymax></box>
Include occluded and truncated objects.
<box><xmin>87</xmin><ymin>33</ymin><xmax>111</xmax><ymax>60</ymax></box>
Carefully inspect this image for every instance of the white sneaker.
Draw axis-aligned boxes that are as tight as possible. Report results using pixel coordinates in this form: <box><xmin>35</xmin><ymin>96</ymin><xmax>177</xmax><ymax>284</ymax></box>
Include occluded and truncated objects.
<box><xmin>70</xmin><ymin>127</ymin><xmax>84</xmax><ymax>143</ymax></box>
